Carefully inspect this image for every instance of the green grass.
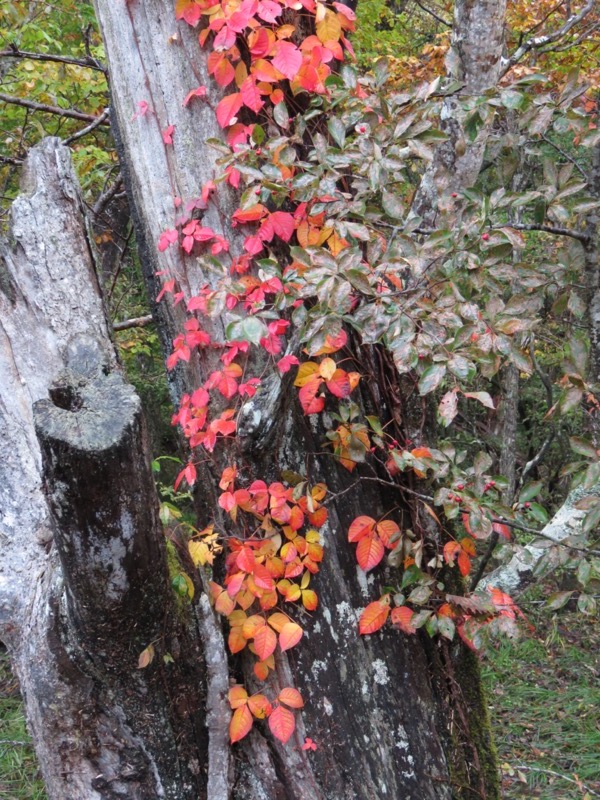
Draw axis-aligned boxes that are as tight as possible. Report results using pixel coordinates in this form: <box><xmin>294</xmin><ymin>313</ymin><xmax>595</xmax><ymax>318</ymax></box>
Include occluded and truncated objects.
<box><xmin>0</xmin><ymin>649</ymin><xmax>46</xmax><ymax>800</ymax></box>
<box><xmin>482</xmin><ymin>605</ymin><xmax>600</xmax><ymax>799</ymax></box>
<box><xmin>1</xmin><ymin>604</ymin><xmax>598</xmax><ymax>799</ymax></box>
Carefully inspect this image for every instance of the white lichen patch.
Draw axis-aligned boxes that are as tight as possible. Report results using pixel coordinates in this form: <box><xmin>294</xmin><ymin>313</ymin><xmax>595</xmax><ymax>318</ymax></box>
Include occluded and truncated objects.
<box><xmin>395</xmin><ymin>725</ymin><xmax>410</xmax><ymax>751</ymax></box>
<box><xmin>322</xmin><ymin>607</ymin><xmax>339</xmax><ymax>643</ymax></box>
<box><xmin>322</xmin><ymin>697</ymin><xmax>334</xmax><ymax>716</ymax></box>
<box><xmin>311</xmin><ymin>659</ymin><xmax>327</xmax><ymax>679</ymax></box>
<box><xmin>355</xmin><ymin>565</ymin><xmax>370</xmax><ymax>597</ymax></box>
<box><xmin>371</xmin><ymin>659</ymin><xmax>390</xmax><ymax>686</ymax></box>
<box><xmin>336</xmin><ymin>600</ymin><xmax>358</xmax><ymax>627</ymax></box>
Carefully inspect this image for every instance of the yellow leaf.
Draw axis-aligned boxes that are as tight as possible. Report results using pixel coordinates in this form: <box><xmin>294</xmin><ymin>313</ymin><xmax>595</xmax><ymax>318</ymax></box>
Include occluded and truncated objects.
<box><xmin>316</xmin><ymin>9</ymin><xmax>342</xmax><ymax>44</ymax></box>
<box><xmin>189</xmin><ymin>540</ymin><xmax>210</xmax><ymax>566</ymax></box>
<box><xmin>319</xmin><ymin>357</ymin><xmax>336</xmax><ymax>381</ymax></box>
<box><xmin>294</xmin><ymin>361</ymin><xmax>320</xmax><ymax>387</ymax></box>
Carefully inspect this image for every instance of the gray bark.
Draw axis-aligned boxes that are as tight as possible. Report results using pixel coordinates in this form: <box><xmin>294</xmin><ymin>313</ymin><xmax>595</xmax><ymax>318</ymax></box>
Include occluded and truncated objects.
<box><xmin>412</xmin><ymin>0</ymin><xmax>507</xmax><ymax>226</ymax></box>
<box><xmin>0</xmin><ymin>138</ymin><xmax>207</xmax><ymax>799</ymax></box>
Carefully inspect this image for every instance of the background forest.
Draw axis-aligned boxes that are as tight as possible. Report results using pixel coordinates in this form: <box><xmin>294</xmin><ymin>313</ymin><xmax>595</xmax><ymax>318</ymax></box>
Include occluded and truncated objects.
<box><xmin>1</xmin><ymin>0</ymin><xmax>599</xmax><ymax>798</ymax></box>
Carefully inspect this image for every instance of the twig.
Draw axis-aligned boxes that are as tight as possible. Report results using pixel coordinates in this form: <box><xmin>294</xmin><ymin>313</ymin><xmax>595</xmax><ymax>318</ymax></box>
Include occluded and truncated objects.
<box><xmin>63</xmin><ymin>108</ymin><xmax>110</xmax><ymax>145</ymax></box>
<box><xmin>0</xmin><ymin>155</ymin><xmax>23</xmax><ymax>166</ymax></box>
<box><xmin>413</xmin><ymin>0</ymin><xmax>451</xmax><ymax>27</ymax></box>
<box><xmin>470</xmin><ymin>531</ymin><xmax>499</xmax><ymax>592</ymax></box>
<box><xmin>492</xmin><ymin>516</ymin><xmax>600</xmax><ymax>557</ymax></box>
<box><xmin>0</xmin><ymin>739</ymin><xmax>32</xmax><ymax>746</ymax></box>
<box><xmin>508</xmin><ymin>765</ymin><xmax>600</xmax><ymax>797</ymax></box>
<box><xmin>541</xmin><ymin>134</ymin><xmax>588</xmax><ymax>181</ymax></box>
<box><xmin>501</xmin><ymin>0</ymin><xmax>596</xmax><ymax>76</ymax></box>
<box><xmin>93</xmin><ymin>171</ymin><xmax>123</xmax><ymax>217</ymax></box>
<box><xmin>0</xmin><ymin>92</ymin><xmax>110</xmax><ymax>125</ymax></box>
<box><xmin>113</xmin><ymin>314</ymin><xmax>154</xmax><ymax>332</ymax></box>
<box><xmin>0</xmin><ymin>46</ymin><xmax>106</xmax><ymax>73</ymax></box>
<box><xmin>510</xmin><ymin>223</ymin><xmax>590</xmax><ymax>243</ymax></box>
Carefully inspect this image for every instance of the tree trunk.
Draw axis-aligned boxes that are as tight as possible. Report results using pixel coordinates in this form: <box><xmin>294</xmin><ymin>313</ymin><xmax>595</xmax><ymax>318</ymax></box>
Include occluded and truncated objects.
<box><xmin>0</xmin><ymin>0</ymin><xmax>503</xmax><ymax>797</ymax></box>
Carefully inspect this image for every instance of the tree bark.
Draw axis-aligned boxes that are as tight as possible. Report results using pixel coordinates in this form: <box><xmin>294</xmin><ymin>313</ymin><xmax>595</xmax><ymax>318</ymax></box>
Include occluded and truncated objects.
<box><xmin>0</xmin><ymin>0</ymin><xmax>506</xmax><ymax>796</ymax></box>
<box><xmin>0</xmin><ymin>138</ymin><xmax>207</xmax><ymax>799</ymax></box>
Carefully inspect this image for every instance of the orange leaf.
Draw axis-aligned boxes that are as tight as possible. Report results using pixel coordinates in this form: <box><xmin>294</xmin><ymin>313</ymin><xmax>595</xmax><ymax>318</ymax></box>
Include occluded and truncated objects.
<box><xmin>359</xmin><ymin>599</ymin><xmax>390</xmax><ymax>634</ymax></box>
<box><xmin>248</xmin><ymin>693</ymin><xmax>272</xmax><ymax>719</ymax></box>
<box><xmin>268</xmin><ymin>704</ymin><xmax>296</xmax><ymax>743</ymax></box>
<box><xmin>279</xmin><ymin>687</ymin><xmax>304</xmax><ymax>709</ymax></box>
<box><xmin>348</xmin><ymin>515</ymin><xmax>376</xmax><ymax>542</ymax></box>
<box><xmin>302</xmin><ymin>589</ymin><xmax>318</xmax><ymax>611</ymax></box>
<box><xmin>391</xmin><ymin>606</ymin><xmax>416</xmax><ymax>634</ymax></box>
<box><xmin>279</xmin><ymin>621</ymin><xmax>303</xmax><ymax>651</ymax></box>
<box><xmin>457</xmin><ymin>550</ymin><xmax>471</xmax><ymax>577</ymax></box>
<box><xmin>230</xmin><ymin>704</ymin><xmax>253</xmax><ymax>743</ymax></box>
<box><xmin>228</xmin><ymin>627</ymin><xmax>247</xmax><ymax>654</ymax></box>
<box><xmin>254</xmin><ymin>624</ymin><xmax>278</xmax><ymax>661</ymax></box>
<box><xmin>254</xmin><ymin>660</ymin><xmax>270</xmax><ymax>680</ymax></box>
<box><xmin>267</xmin><ymin>612</ymin><xmax>290</xmax><ymax>633</ymax></box>
<box><xmin>215</xmin><ymin>590</ymin><xmax>236</xmax><ymax>616</ymax></box>
<box><xmin>228</xmin><ymin>685</ymin><xmax>249</xmax><ymax>709</ymax></box>
<box><xmin>242</xmin><ymin>614</ymin><xmax>266</xmax><ymax>640</ymax></box>
<box><xmin>356</xmin><ymin>534</ymin><xmax>385</xmax><ymax>572</ymax></box>
<box><xmin>376</xmin><ymin>519</ymin><xmax>400</xmax><ymax>548</ymax></box>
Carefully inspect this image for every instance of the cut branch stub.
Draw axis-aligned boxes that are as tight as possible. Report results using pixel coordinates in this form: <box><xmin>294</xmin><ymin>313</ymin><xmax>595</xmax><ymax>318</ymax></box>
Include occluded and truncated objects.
<box><xmin>33</xmin><ymin>337</ymin><xmax>168</xmax><ymax>651</ymax></box>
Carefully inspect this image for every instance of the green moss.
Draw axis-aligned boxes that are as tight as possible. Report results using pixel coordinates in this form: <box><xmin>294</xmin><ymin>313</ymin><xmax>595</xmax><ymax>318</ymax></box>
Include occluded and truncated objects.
<box><xmin>451</xmin><ymin>646</ymin><xmax>501</xmax><ymax>800</ymax></box>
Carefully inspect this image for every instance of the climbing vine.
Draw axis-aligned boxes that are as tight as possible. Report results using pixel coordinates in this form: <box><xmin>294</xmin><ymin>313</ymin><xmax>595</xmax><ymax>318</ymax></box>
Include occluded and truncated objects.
<box><xmin>139</xmin><ymin>0</ymin><xmax>600</xmax><ymax>747</ymax></box>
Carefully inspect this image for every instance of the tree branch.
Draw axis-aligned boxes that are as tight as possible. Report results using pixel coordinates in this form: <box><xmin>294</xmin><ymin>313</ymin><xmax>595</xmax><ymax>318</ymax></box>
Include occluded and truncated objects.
<box><xmin>413</xmin><ymin>0</ymin><xmax>451</xmax><ymax>27</ymax></box>
<box><xmin>0</xmin><ymin>92</ymin><xmax>110</xmax><ymax>125</ymax></box>
<box><xmin>501</xmin><ymin>0</ymin><xmax>596</xmax><ymax>76</ymax></box>
<box><xmin>63</xmin><ymin>108</ymin><xmax>110</xmax><ymax>145</ymax></box>
<box><xmin>0</xmin><ymin>47</ymin><xmax>106</xmax><ymax>73</ymax></box>
<box><xmin>113</xmin><ymin>314</ymin><xmax>154</xmax><ymax>331</ymax></box>
<box><xmin>510</xmin><ymin>222</ymin><xmax>590</xmax><ymax>243</ymax></box>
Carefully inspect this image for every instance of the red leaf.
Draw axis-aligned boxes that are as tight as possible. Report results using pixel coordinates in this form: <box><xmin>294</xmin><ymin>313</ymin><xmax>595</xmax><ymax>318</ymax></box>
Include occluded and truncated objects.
<box><xmin>183</xmin><ymin>85</ymin><xmax>207</xmax><ymax>107</ymax></box>
<box><xmin>240</xmin><ymin>76</ymin><xmax>264</xmax><ymax>113</ymax></box>
<box><xmin>269</xmin><ymin>704</ymin><xmax>296</xmax><ymax>743</ymax></box>
<box><xmin>326</xmin><ymin>369</ymin><xmax>351</xmax><ymax>398</ymax></box>
<box><xmin>356</xmin><ymin>535</ymin><xmax>385</xmax><ymax>572</ymax></box>
<box><xmin>270</xmin><ymin>211</ymin><xmax>295</xmax><ymax>242</ymax></box>
<box><xmin>272</xmin><ymin>41</ymin><xmax>303</xmax><ymax>80</ymax></box>
<box><xmin>230</xmin><ymin>704</ymin><xmax>253</xmax><ymax>743</ymax></box>
<box><xmin>298</xmin><ymin>375</ymin><xmax>324</xmax><ymax>415</ymax></box>
<box><xmin>348</xmin><ymin>515</ymin><xmax>376</xmax><ymax>543</ymax></box>
<box><xmin>359</xmin><ymin>599</ymin><xmax>390</xmax><ymax>635</ymax></box>
<box><xmin>162</xmin><ymin>124</ymin><xmax>175</xmax><ymax>144</ymax></box>
<box><xmin>216</xmin><ymin>92</ymin><xmax>243</xmax><ymax>128</ymax></box>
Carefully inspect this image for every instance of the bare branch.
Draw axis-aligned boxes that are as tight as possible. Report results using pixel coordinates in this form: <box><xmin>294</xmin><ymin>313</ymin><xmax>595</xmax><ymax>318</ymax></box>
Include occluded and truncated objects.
<box><xmin>541</xmin><ymin>133</ymin><xmax>588</xmax><ymax>181</ymax></box>
<box><xmin>93</xmin><ymin>171</ymin><xmax>123</xmax><ymax>217</ymax></box>
<box><xmin>413</xmin><ymin>0</ymin><xmax>451</xmax><ymax>27</ymax></box>
<box><xmin>0</xmin><ymin>46</ymin><xmax>106</xmax><ymax>73</ymax></box>
<box><xmin>510</xmin><ymin>222</ymin><xmax>590</xmax><ymax>243</ymax></box>
<box><xmin>501</xmin><ymin>0</ymin><xmax>596</xmax><ymax>76</ymax></box>
<box><xmin>113</xmin><ymin>314</ymin><xmax>154</xmax><ymax>331</ymax></box>
<box><xmin>509</xmin><ymin>766</ymin><xmax>600</xmax><ymax>797</ymax></box>
<box><xmin>0</xmin><ymin>92</ymin><xmax>110</xmax><ymax>125</ymax></box>
<box><xmin>63</xmin><ymin>108</ymin><xmax>110</xmax><ymax>145</ymax></box>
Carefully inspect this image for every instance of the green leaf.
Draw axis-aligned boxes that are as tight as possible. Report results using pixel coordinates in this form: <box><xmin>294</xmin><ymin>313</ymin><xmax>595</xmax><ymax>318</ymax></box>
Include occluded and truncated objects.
<box><xmin>225</xmin><ymin>316</ymin><xmax>267</xmax><ymax>345</ymax></box>
<box><xmin>519</xmin><ymin>481</ymin><xmax>543</xmax><ymax>504</ymax></box>
<box><xmin>544</xmin><ymin>590</ymin><xmax>573</xmax><ymax>611</ymax></box>
<box><xmin>418</xmin><ymin>364</ymin><xmax>446</xmax><ymax>396</ymax></box>
<box><xmin>527</xmin><ymin>502</ymin><xmax>549</xmax><ymax>525</ymax></box>
<box><xmin>327</xmin><ymin>117</ymin><xmax>346</xmax><ymax>149</ymax></box>
<box><xmin>437</xmin><ymin>616</ymin><xmax>455</xmax><ymax>641</ymax></box>
<box><xmin>570</xmin><ymin>437</ymin><xmax>598</xmax><ymax>460</ymax></box>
